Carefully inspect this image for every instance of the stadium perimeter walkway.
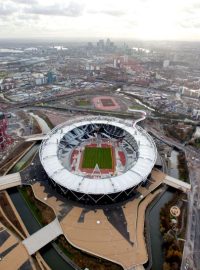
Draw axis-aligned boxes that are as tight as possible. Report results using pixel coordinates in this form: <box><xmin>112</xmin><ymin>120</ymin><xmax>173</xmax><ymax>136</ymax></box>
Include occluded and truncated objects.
<box><xmin>60</xmin><ymin>171</ymin><xmax>164</xmax><ymax>269</ymax></box>
<box><xmin>28</xmin><ymin>169</ymin><xmax>190</xmax><ymax>269</ymax></box>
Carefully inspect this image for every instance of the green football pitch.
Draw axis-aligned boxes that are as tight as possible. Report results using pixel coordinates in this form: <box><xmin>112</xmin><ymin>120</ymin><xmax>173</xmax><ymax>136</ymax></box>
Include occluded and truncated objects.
<box><xmin>82</xmin><ymin>147</ymin><xmax>113</xmax><ymax>169</ymax></box>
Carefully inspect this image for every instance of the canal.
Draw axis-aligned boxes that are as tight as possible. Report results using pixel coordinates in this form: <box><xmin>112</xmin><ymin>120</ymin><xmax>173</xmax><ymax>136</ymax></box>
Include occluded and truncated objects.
<box><xmin>8</xmin><ymin>144</ymin><xmax>39</xmax><ymax>174</ymax></box>
<box><xmin>148</xmin><ymin>150</ymin><xmax>181</xmax><ymax>270</ymax></box>
<box><xmin>7</xmin><ymin>144</ymin><xmax>74</xmax><ymax>270</ymax></box>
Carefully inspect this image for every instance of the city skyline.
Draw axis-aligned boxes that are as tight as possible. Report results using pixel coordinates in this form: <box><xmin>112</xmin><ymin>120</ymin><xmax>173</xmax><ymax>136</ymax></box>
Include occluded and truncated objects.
<box><xmin>1</xmin><ymin>0</ymin><xmax>200</xmax><ymax>41</ymax></box>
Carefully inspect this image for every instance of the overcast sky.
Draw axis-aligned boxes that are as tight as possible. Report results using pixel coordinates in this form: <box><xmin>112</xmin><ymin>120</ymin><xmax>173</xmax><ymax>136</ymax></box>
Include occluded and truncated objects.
<box><xmin>1</xmin><ymin>0</ymin><xmax>200</xmax><ymax>40</ymax></box>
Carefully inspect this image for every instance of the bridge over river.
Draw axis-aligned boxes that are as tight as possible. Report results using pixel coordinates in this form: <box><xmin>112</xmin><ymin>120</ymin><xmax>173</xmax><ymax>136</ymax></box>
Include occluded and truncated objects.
<box><xmin>22</xmin><ymin>218</ymin><xmax>63</xmax><ymax>255</ymax></box>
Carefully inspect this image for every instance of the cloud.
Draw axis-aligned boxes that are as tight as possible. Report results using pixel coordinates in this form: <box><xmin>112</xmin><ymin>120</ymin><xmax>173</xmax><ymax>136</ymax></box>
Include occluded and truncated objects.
<box><xmin>181</xmin><ymin>1</ymin><xmax>200</xmax><ymax>15</ymax></box>
<box><xmin>180</xmin><ymin>20</ymin><xmax>200</xmax><ymax>29</ymax></box>
<box><xmin>89</xmin><ymin>8</ymin><xmax>126</xmax><ymax>17</ymax></box>
<box><xmin>17</xmin><ymin>13</ymin><xmax>39</xmax><ymax>21</ymax></box>
<box><xmin>10</xmin><ymin>0</ymin><xmax>38</xmax><ymax>4</ymax></box>
<box><xmin>178</xmin><ymin>1</ymin><xmax>200</xmax><ymax>29</ymax></box>
<box><xmin>24</xmin><ymin>1</ymin><xmax>84</xmax><ymax>17</ymax></box>
<box><xmin>0</xmin><ymin>3</ymin><xmax>17</xmax><ymax>16</ymax></box>
<box><xmin>101</xmin><ymin>9</ymin><xmax>126</xmax><ymax>16</ymax></box>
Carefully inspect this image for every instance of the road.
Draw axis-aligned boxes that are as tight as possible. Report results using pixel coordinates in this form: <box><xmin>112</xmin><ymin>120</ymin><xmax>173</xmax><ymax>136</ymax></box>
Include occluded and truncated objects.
<box><xmin>147</xmin><ymin>127</ymin><xmax>200</xmax><ymax>270</ymax></box>
<box><xmin>181</xmin><ymin>149</ymin><xmax>200</xmax><ymax>270</ymax></box>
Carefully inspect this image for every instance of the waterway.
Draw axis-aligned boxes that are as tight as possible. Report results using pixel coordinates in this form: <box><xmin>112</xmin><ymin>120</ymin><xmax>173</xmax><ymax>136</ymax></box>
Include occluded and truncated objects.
<box><xmin>134</xmin><ymin>98</ymin><xmax>155</xmax><ymax>112</ymax></box>
<box><xmin>148</xmin><ymin>150</ymin><xmax>180</xmax><ymax>270</ymax></box>
<box><xmin>7</xmin><ymin>144</ymin><xmax>74</xmax><ymax>270</ymax></box>
<box><xmin>148</xmin><ymin>189</ymin><xmax>174</xmax><ymax>270</ymax></box>
<box><xmin>8</xmin><ymin>144</ymin><xmax>39</xmax><ymax>174</ymax></box>
<box><xmin>168</xmin><ymin>150</ymin><xmax>179</xmax><ymax>179</ymax></box>
<box><xmin>8</xmin><ymin>188</ymin><xmax>74</xmax><ymax>270</ymax></box>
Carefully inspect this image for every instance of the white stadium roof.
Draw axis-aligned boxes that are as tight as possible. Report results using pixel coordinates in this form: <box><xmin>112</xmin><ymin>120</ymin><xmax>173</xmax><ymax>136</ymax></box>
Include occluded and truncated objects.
<box><xmin>39</xmin><ymin>116</ymin><xmax>157</xmax><ymax>195</ymax></box>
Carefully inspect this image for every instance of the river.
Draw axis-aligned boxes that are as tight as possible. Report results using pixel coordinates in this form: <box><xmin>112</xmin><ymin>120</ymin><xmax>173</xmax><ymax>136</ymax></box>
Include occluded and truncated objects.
<box><xmin>7</xmin><ymin>144</ymin><xmax>74</xmax><ymax>270</ymax></box>
<box><xmin>134</xmin><ymin>98</ymin><xmax>155</xmax><ymax>112</ymax></box>
<box><xmin>148</xmin><ymin>150</ymin><xmax>181</xmax><ymax>270</ymax></box>
<box><xmin>8</xmin><ymin>144</ymin><xmax>39</xmax><ymax>174</ymax></box>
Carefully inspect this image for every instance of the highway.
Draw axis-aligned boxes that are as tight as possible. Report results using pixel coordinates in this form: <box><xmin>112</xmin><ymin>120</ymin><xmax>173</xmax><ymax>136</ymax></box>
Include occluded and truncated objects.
<box><xmin>147</xmin><ymin>127</ymin><xmax>200</xmax><ymax>270</ymax></box>
<box><xmin>181</xmin><ymin>149</ymin><xmax>200</xmax><ymax>270</ymax></box>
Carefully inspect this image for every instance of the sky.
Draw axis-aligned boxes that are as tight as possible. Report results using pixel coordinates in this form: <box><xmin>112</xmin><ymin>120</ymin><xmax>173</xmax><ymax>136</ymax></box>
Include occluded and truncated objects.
<box><xmin>1</xmin><ymin>0</ymin><xmax>200</xmax><ymax>41</ymax></box>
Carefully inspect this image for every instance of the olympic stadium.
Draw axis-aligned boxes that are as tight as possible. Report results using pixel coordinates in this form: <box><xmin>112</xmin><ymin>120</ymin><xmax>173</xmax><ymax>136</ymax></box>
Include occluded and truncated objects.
<box><xmin>39</xmin><ymin>115</ymin><xmax>157</xmax><ymax>204</ymax></box>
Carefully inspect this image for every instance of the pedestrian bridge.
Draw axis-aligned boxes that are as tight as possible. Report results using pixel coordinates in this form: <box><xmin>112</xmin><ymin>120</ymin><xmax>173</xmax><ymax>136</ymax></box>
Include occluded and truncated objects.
<box><xmin>163</xmin><ymin>175</ymin><xmax>191</xmax><ymax>193</ymax></box>
<box><xmin>0</xmin><ymin>173</ymin><xmax>22</xmax><ymax>191</ymax></box>
<box><xmin>22</xmin><ymin>218</ymin><xmax>63</xmax><ymax>255</ymax></box>
<box><xmin>132</xmin><ymin>265</ymin><xmax>145</xmax><ymax>270</ymax></box>
<box><xmin>22</xmin><ymin>134</ymin><xmax>46</xmax><ymax>142</ymax></box>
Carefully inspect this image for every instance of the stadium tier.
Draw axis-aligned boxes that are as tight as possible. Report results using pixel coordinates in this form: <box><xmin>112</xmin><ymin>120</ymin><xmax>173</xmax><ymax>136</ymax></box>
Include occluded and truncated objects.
<box><xmin>39</xmin><ymin>116</ymin><xmax>157</xmax><ymax>204</ymax></box>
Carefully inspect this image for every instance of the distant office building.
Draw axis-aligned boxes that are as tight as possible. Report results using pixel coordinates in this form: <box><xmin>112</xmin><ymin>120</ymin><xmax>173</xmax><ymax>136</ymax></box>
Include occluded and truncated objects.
<box><xmin>97</xmin><ymin>39</ymin><xmax>104</xmax><ymax>50</ymax></box>
<box><xmin>96</xmin><ymin>38</ymin><xmax>115</xmax><ymax>52</ymax></box>
<box><xmin>180</xmin><ymin>86</ymin><xmax>200</xmax><ymax>98</ymax></box>
<box><xmin>113</xmin><ymin>59</ymin><xmax>117</xmax><ymax>68</ymax></box>
<box><xmin>193</xmin><ymin>109</ymin><xmax>200</xmax><ymax>119</ymax></box>
<box><xmin>47</xmin><ymin>71</ymin><xmax>56</xmax><ymax>84</ymax></box>
<box><xmin>85</xmin><ymin>65</ymin><xmax>100</xmax><ymax>71</ymax></box>
<box><xmin>163</xmin><ymin>60</ymin><xmax>170</xmax><ymax>68</ymax></box>
<box><xmin>32</xmin><ymin>73</ymin><xmax>47</xmax><ymax>85</ymax></box>
<box><xmin>123</xmin><ymin>55</ymin><xmax>128</xmax><ymax>63</ymax></box>
<box><xmin>0</xmin><ymin>79</ymin><xmax>15</xmax><ymax>92</ymax></box>
<box><xmin>106</xmin><ymin>38</ymin><xmax>111</xmax><ymax>48</ymax></box>
<box><xmin>113</xmin><ymin>59</ymin><xmax>121</xmax><ymax>68</ymax></box>
<box><xmin>87</xmin><ymin>42</ymin><xmax>93</xmax><ymax>49</ymax></box>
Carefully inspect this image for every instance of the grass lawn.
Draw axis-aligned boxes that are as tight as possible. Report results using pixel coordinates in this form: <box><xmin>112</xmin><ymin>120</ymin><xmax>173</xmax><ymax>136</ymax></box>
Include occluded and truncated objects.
<box><xmin>129</xmin><ymin>104</ymin><xmax>146</xmax><ymax>110</ymax></box>
<box><xmin>18</xmin><ymin>187</ymin><xmax>43</xmax><ymax>225</ymax></box>
<box><xmin>75</xmin><ymin>99</ymin><xmax>90</xmax><ymax>106</ymax></box>
<box><xmin>82</xmin><ymin>147</ymin><xmax>113</xmax><ymax>169</ymax></box>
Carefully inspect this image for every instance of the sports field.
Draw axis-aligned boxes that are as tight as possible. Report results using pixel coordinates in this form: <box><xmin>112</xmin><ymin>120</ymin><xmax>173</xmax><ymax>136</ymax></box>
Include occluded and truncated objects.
<box><xmin>82</xmin><ymin>147</ymin><xmax>113</xmax><ymax>169</ymax></box>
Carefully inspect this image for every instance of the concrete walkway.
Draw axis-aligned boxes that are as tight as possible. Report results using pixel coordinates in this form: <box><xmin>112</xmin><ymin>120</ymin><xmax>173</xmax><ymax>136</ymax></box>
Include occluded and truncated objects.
<box><xmin>0</xmin><ymin>173</ymin><xmax>22</xmax><ymax>191</ymax></box>
<box><xmin>22</xmin><ymin>218</ymin><xmax>63</xmax><ymax>255</ymax></box>
<box><xmin>22</xmin><ymin>134</ymin><xmax>46</xmax><ymax>142</ymax></box>
<box><xmin>133</xmin><ymin>266</ymin><xmax>145</xmax><ymax>270</ymax></box>
<box><xmin>163</xmin><ymin>175</ymin><xmax>191</xmax><ymax>193</ymax></box>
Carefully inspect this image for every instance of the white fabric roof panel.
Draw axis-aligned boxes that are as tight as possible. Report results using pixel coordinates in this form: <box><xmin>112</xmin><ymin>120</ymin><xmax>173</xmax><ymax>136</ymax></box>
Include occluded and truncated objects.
<box><xmin>42</xmin><ymin>158</ymin><xmax>63</xmax><ymax>176</ymax></box>
<box><xmin>78</xmin><ymin>178</ymin><xmax>92</xmax><ymax>193</ymax></box>
<box><xmin>39</xmin><ymin>116</ymin><xmax>157</xmax><ymax>195</ymax></box>
<box><xmin>122</xmin><ymin>171</ymin><xmax>142</xmax><ymax>187</ymax></box>
<box><xmin>139</xmin><ymin>152</ymin><xmax>153</xmax><ymax>160</ymax></box>
<box><xmin>42</xmin><ymin>144</ymin><xmax>58</xmax><ymax>157</ymax></box>
<box><xmin>46</xmin><ymin>134</ymin><xmax>62</xmax><ymax>144</ymax></box>
<box><xmin>54</xmin><ymin>170</ymin><xmax>82</xmax><ymax>188</ymax></box>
